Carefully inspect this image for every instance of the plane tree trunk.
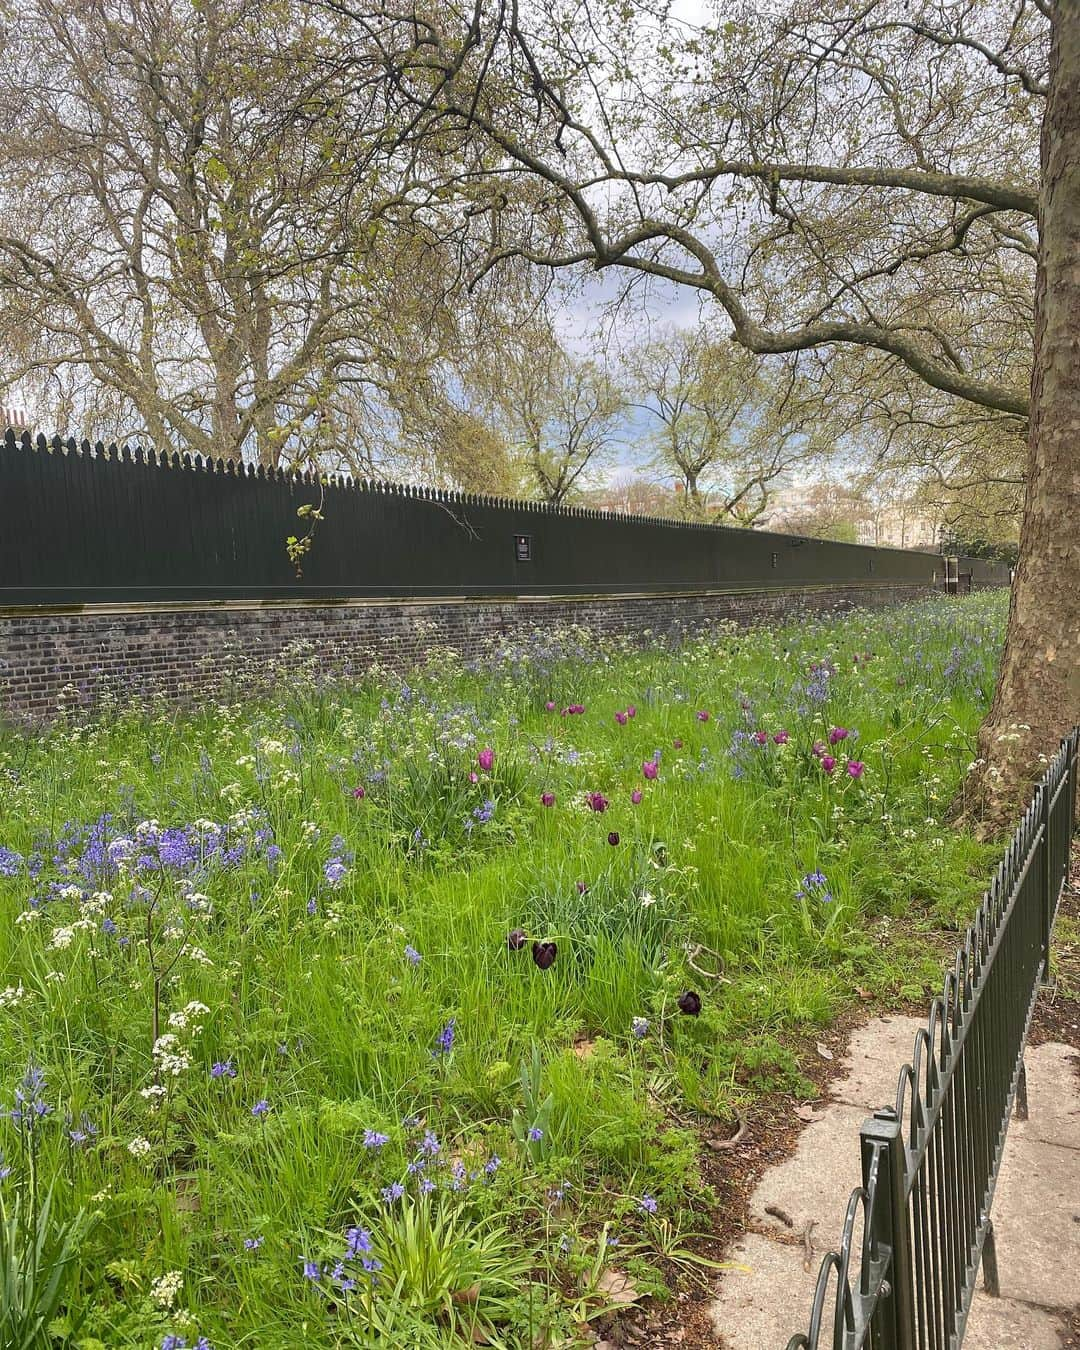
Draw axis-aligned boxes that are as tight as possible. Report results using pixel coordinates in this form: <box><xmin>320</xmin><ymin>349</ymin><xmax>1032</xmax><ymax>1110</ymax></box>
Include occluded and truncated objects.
<box><xmin>958</xmin><ymin>10</ymin><xmax>1080</xmax><ymax>833</ymax></box>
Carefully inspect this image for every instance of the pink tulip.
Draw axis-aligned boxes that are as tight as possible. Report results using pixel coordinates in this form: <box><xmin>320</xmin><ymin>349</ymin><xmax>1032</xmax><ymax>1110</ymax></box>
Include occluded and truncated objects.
<box><xmin>642</xmin><ymin>760</ymin><xmax>659</xmax><ymax>781</ymax></box>
<box><xmin>545</xmin><ymin>700</ymin><xmax>556</xmax><ymax>712</ymax></box>
<box><xmin>773</xmin><ymin>731</ymin><xmax>790</xmax><ymax>745</ymax></box>
<box><xmin>541</xmin><ymin>791</ymin><xmax>556</xmax><ymax>806</ymax></box>
<box><xmin>812</xmin><ymin>740</ymin><xmax>826</xmax><ymax>758</ymax></box>
<box><xmin>352</xmin><ymin>785</ymin><xmax>366</xmax><ymax>799</ymax></box>
<box><xmin>615</xmin><ymin>711</ymin><xmax>628</xmax><ymax>725</ymax></box>
<box><xmin>627</xmin><ymin>705</ymin><xmax>637</xmax><ymax>718</ymax></box>
<box><xmin>469</xmin><ymin>771</ymin><xmax>479</xmax><ymax>784</ymax></box>
<box><xmin>478</xmin><ymin>748</ymin><xmax>494</xmax><ymax>772</ymax></box>
<box><xmin>846</xmin><ymin>760</ymin><xmax>866</xmax><ymax>779</ymax></box>
<box><xmin>696</xmin><ymin>710</ymin><xmax>710</xmax><ymax>723</ymax></box>
<box><xmin>753</xmin><ymin>730</ymin><xmax>768</xmax><ymax>746</ymax></box>
<box><xmin>821</xmin><ymin>754</ymin><xmax>836</xmax><ymax>774</ymax></box>
<box><xmin>631</xmin><ymin>789</ymin><xmax>643</xmax><ymax>805</ymax></box>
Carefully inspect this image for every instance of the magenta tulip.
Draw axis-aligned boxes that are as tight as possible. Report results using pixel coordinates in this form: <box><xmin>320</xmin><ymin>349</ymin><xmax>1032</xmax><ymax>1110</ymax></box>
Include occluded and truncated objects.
<box><xmin>477</xmin><ymin>748</ymin><xmax>494</xmax><ymax>772</ymax></box>
<box><xmin>642</xmin><ymin>760</ymin><xmax>659</xmax><ymax>781</ymax></box>
<box><xmin>541</xmin><ymin>791</ymin><xmax>556</xmax><ymax>807</ymax></box>
<box><xmin>631</xmin><ymin>789</ymin><xmax>643</xmax><ymax>805</ymax></box>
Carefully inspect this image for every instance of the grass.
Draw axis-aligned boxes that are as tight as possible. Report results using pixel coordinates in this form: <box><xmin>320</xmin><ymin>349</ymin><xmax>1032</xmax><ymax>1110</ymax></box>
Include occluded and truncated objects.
<box><xmin>0</xmin><ymin>591</ymin><xmax>1008</xmax><ymax>1348</ymax></box>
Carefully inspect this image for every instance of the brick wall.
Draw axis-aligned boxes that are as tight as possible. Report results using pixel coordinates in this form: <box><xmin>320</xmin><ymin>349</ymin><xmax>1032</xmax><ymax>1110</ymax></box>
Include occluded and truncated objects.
<box><xmin>0</xmin><ymin>582</ymin><xmax>935</xmax><ymax>722</ymax></box>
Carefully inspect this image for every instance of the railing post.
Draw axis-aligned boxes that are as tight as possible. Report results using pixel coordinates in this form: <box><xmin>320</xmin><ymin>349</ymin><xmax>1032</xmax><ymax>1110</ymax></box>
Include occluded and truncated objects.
<box><xmin>1040</xmin><ymin>780</ymin><xmax>1054</xmax><ymax>986</ymax></box>
<box><xmin>862</xmin><ymin>1110</ymin><xmax>915</xmax><ymax>1350</ymax></box>
<box><xmin>1015</xmin><ymin>1058</ymin><xmax>1029</xmax><ymax>1122</ymax></box>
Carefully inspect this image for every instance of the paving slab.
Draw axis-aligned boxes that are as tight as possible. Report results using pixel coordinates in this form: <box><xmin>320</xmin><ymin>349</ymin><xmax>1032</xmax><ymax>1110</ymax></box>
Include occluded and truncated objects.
<box><xmin>709</xmin><ymin>1027</ymin><xmax>1080</xmax><ymax>1349</ymax></box>
<box><xmin>964</xmin><ymin>1292</ymin><xmax>1066</xmax><ymax>1350</ymax></box>
<box><xmin>1013</xmin><ymin>1040</ymin><xmax>1080</xmax><ymax>1149</ymax></box>
<box><xmin>830</xmin><ymin>1015</ymin><xmax>924</xmax><ymax>1112</ymax></box>
<box><xmin>972</xmin><ymin>1134</ymin><xmax>1080</xmax><ymax>1309</ymax></box>
<box><xmin>709</xmin><ymin>1233</ymin><xmax>824</xmax><ymax>1348</ymax></box>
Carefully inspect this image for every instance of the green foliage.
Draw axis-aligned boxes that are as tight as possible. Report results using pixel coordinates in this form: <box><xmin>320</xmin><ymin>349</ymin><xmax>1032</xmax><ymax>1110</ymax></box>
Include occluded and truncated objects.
<box><xmin>0</xmin><ymin>1188</ymin><xmax>89</xmax><ymax>1350</ymax></box>
<box><xmin>0</xmin><ymin>592</ymin><xmax>1009</xmax><ymax>1345</ymax></box>
<box><xmin>354</xmin><ymin>1195</ymin><xmax>532</xmax><ymax>1346</ymax></box>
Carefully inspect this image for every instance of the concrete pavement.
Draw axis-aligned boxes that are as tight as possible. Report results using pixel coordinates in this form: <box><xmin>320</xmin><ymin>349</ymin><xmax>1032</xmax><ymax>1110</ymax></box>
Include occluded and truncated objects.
<box><xmin>708</xmin><ymin>1018</ymin><xmax>1080</xmax><ymax>1348</ymax></box>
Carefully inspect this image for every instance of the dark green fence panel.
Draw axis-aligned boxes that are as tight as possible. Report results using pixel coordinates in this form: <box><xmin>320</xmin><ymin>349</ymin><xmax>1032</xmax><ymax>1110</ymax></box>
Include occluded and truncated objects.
<box><xmin>0</xmin><ymin>430</ymin><xmax>1009</xmax><ymax>606</ymax></box>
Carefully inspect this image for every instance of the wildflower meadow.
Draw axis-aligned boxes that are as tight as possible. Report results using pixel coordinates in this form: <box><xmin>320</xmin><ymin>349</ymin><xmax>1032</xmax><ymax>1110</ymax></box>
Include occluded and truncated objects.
<box><xmin>0</xmin><ymin>592</ymin><xmax>1008</xmax><ymax>1348</ymax></box>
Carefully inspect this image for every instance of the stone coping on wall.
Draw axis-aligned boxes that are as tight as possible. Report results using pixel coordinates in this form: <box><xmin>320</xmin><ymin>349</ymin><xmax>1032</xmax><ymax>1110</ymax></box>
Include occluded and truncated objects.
<box><xmin>0</xmin><ymin>579</ymin><xmax>935</xmax><ymax>620</ymax></box>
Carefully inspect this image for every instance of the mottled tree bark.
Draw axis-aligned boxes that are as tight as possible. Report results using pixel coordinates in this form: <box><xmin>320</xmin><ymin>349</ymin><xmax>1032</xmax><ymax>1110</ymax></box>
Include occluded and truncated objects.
<box><xmin>960</xmin><ymin>9</ymin><xmax>1080</xmax><ymax>831</ymax></box>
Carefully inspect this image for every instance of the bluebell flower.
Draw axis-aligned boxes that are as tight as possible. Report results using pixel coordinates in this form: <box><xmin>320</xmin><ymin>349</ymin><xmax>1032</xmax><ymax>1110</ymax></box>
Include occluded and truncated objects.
<box><xmin>251</xmin><ymin>1099</ymin><xmax>270</xmax><ymax>1118</ymax></box>
<box><xmin>345</xmin><ymin>1226</ymin><xmax>372</xmax><ymax>1256</ymax></box>
<box><xmin>432</xmin><ymin>1020</ymin><xmax>455</xmax><ymax>1058</ymax></box>
<box><xmin>363</xmin><ymin>1130</ymin><xmax>390</xmax><ymax>1149</ymax></box>
<box><xmin>381</xmin><ymin>1182</ymin><xmax>405</xmax><ymax>1204</ymax></box>
<box><xmin>323</xmin><ymin>859</ymin><xmax>347</xmax><ymax>888</ymax></box>
<box><xmin>0</xmin><ymin>846</ymin><xmax>24</xmax><ymax>877</ymax></box>
<box><xmin>404</xmin><ymin>945</ymin><xmax>421</xmax><ymax>965</ymax></box>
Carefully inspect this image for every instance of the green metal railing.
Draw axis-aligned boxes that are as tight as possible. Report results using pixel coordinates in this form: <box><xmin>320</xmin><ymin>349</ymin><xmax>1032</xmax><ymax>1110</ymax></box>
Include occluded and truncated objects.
<box><xmin>785</xmin><ymin>728</ymin><xmax>1079</xmax><ymax>1350</ymax></box>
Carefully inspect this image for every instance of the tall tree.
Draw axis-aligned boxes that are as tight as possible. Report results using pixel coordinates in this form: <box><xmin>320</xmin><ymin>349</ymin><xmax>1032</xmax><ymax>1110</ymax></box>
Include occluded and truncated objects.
<box><xmin>0</xmin><ymin>0</ymin><xmax>476</xmax><ymax>467</ymax></box>
<box><xmin>336</xmin><ymin>0</ymin><xmax>1069</xmax><ymax>823</ymax></box>
<box><xmin>495</xmin><ymin>326</ymin><xmax>624</xmax><ymax>505</ymax></box>
<box><xmin>628</xmin><ymin>327</ymin><xmax>828</xmax><ymax>524</ymax></box>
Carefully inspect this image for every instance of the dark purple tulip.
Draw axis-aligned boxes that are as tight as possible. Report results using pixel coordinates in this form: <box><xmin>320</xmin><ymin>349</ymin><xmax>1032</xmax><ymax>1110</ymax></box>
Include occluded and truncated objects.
<box><xmin>507</xmin><ymin>928</ymin><xmax>528</xmax><ymax>951</ymax></box>
<box><xmin>677</xmin><ymin>990</ymin><xmax>702</xmax><ymax>1016</ymax></box>
<box><xmin>532</xmin><ymin>941</ymin><xmax>557</xmax><ymax>970</ymax></box>
<box><xmin>607</xmin><ymin>831</ymin><xmax>620</xmax><ymax>846</ymax></box>
<box><xmin>541</xmin><ymin>791</ymin><xmax>556</xmax><ymax>807</ymax></box>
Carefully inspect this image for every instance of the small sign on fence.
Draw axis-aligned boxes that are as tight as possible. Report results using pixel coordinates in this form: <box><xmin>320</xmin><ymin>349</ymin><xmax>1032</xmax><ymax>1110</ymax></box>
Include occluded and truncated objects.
<box><xmin>514</xmin><ymin>533</ymin><xmax>532</xmax><ymax>562</ymax></box>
